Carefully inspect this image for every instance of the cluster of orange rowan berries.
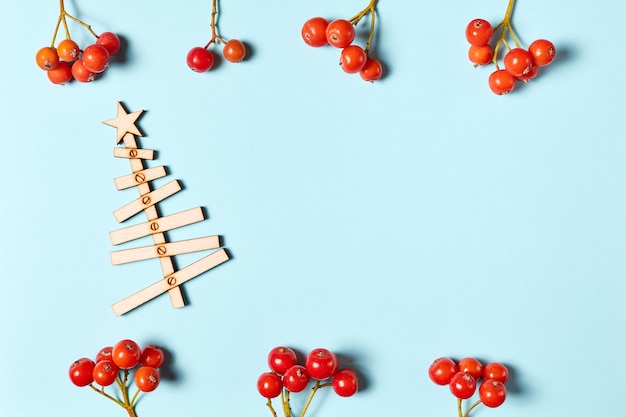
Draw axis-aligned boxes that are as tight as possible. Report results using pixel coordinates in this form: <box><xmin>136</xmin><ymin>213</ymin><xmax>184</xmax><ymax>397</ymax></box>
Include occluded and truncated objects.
<box><xmin>36</xmin><ymin>32</ymin><xmax>120</xmax><ymax>84</ymax></box>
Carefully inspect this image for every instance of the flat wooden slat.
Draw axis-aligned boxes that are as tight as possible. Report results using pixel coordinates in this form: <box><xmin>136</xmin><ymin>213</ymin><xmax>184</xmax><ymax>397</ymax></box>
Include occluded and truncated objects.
<box><xmin>109</xmin><ymin>207</ymin><xmax>205</xmax><ymax>245</ymax></box>
<box><xmin>113</xmin><ymin>147</ymin><xmax>154</xmax><ymax>160</ymax></box>
<box><xmin>110</xmin><ymin>236</ymin><xmax>221</xmax><ymax>265</ymax></box>
<box><xmin>111</xmin><ymin>248</ymin><xmax>230</xmax><ymax>316</ymax></box>
<box><xmin>114</xmin><ymin>166</ymin><xmax>167</xmax><ymax>190</ymax></box>
<box><xmin>113</xmin><ymin>180</ymin><xmax>181</xmax><ymax>223</ymax></box>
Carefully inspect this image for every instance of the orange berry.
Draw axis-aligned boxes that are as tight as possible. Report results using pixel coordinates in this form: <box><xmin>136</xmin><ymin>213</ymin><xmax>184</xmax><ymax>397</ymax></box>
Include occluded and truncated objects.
<box><xmin>223</xmin><ymin>39</ymin><xmax>246</xmax><ymax>63</ymax></box>
<box><xmin>57</xmin><ymin>39</ymin><xmax>81</xmax><ymax>62</ymax></box>
<box><xmin>36</xmin><ymin>46</ymin><xmax>59</xmax><ymax>70</ymax></box>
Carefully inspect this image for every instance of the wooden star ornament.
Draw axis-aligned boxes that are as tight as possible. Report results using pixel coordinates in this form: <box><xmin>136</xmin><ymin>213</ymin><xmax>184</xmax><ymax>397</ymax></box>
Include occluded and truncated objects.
<box><xmin>103</xmin><ymin>102</ymin><xmax>144</xmax><ymax>143</ymax></box>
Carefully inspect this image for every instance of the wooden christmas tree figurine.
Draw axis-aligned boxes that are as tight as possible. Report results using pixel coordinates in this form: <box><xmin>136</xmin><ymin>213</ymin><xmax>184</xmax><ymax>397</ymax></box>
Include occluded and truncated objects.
<box><xmin>104</xmin><ymin>102</ymin><xmax>229</xmax><ymax>316</ymax></box>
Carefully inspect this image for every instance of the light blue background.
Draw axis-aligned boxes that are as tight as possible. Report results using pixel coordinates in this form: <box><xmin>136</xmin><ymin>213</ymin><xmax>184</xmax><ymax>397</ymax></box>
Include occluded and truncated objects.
<box><xmin>1</xmin><ymin>1</ymin><xmax>624</xmax><ymax>416</ymax></box>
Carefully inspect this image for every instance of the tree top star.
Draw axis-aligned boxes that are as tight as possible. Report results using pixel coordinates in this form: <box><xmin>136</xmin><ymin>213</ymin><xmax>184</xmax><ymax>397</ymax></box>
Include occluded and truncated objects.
<box><xmin>103</xmin><ymin>102</ymin><xmax>144</xmax><ymax>143</ymax></box>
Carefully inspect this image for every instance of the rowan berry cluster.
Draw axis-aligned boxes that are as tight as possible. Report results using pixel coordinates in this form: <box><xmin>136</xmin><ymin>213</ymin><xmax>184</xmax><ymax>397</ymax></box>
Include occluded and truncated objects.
<box><xmin>68</xmin><ymin>339</ymin><xmax>164</xmax><ymax>417</ymax></box>
<box><xmin>301</xmin><ymin>0</ymin><xmax>383</xmax><ymax>82</ymax></box>
<box><xmin>429</xmin><ymin>357</ymin><xmax>509</xmax><ymax>417</ymax></box>
<box><xmin>187</xmin><ymin>0</ymin><xmax>247</xmax><ymax>73</ymax></box>
<box><xmin>36</xmin><ymin>0</ymin><xmax>121</xmax><ymax>84</ymax></box>
<box><xmin>257</xmin><ymin>346</ymin><xmax>358</xmax><ymax>417</ymax></box>
<box><xmin>466</xmin><ymin>0</ymin><xmax>556</xmax><ymax>95</ymax></box>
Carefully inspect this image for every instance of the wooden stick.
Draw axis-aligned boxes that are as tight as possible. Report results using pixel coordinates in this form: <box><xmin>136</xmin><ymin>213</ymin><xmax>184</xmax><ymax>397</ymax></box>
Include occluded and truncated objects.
<box><xmin>113</xmin><ymin>147</ymin><xmax>154</xmax><ymax>160</ymax></box>
<box><xmin>110</xmin><ymin>236</ymin><xmax>221</xmax><ymax>265</ymax></box>
<box><xmin>113</xmin><ymin>180</ymin><xmax>181</xmax><ymax>223</ymax></box>
<box><xmin>114</xmin><ymin>166</ymin><xmax>167</xmax><ymax>190</ymax></box>
<box><xmin>111</xmin><ymin>248</ymin><xmax>230</xmax><ymax>316</ymax></box>
<box><xmin>116</xmin><ymin>132</ymin><xmax>184</xmax><ymax>307</ymax></box>
<box><xmin>109</xmin><ymin>207</ymin><xmax>205</xmax><ymax>245</ymax></box>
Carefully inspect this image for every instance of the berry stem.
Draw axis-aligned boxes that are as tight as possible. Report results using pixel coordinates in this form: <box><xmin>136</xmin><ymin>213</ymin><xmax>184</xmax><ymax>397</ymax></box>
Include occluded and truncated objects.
<box><xmin>491</xmin><ymin>0</ymin><xmax>522</xmax><ymax>69</ymax></box>
<box><xmin>88</xmin><ymin>384</ymin><xmax>126</xmax><ymax>408</ymax></box>
<box><xmin>456</xmin><ymin>398</ymin><xmax>463</xmax><ymax>417</ymax></box>
<box><xmin>347</xmin><ymin>0</ymin><xmax>378</xmax><ymax>55</ymax></box>
<box><xmin>298</xmin><ymin>381</ymin><xmax>332</xmax><ymax>417</ymax></box>
<box><xmin>463</xmin><ymin>399</ymin><xmax>482</xmax><ymax>417</ymax></box>
<box><xmin>204</xmin><ymin>0</ymin><xmax>227</xmax><ymax>48</ymax></box>
<box><xmin>129</xmin><ymin>388</ymin><xmax>141</xmax><ymax>408</ymax></box>
<box><xmin>265</xmin><ymin>398</ymin><xmax>279</xmax><ymax>417</ymax></box>
<box><xmin>51</xmin><ymin>0</ymin><xmax>98</xmax><ymax>46</ymax></box>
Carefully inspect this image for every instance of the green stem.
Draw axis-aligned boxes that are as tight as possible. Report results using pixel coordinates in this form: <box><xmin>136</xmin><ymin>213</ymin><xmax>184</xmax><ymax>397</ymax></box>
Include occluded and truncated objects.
<box><xmin>51</xmin><ymin>0</ymin><xmax>98</xmax><ymax>46</ymax></box>
<box><xmin>88</xmin><ymin>384</ymin><xmax>126</xmax><ymax>407</ymax></box>
<box><xmin>463</xmin><ymin>399</ymin><xmax>482</xmax><ymax>417</ymax></box>
<box><xmin>266</xmin><ymin>398</ymin><xmax>279</xmax><ymax>417</ymax></box>
<box><xmin>298</xmin><ymin>381</ymin><xmax>332</xmax><ymax>417</ymax></box>
<box><xmin>457</xmin><ymin>398</ymin><xmax>463</xmax><ymax>417</ymax></box>
<box><xmin>491</xmin><ymin>0</ymin><xmax>521</xmax><ymax>68</ymax></box>
<box><xmin>130</xmin><ymin>388</ymin><xmax>141</xmax><ymax>408</ymax></box>
<box><xmin>348</xmin><ymin>0</ymin><xmax>378</xmax><ymax>55</ymax></box>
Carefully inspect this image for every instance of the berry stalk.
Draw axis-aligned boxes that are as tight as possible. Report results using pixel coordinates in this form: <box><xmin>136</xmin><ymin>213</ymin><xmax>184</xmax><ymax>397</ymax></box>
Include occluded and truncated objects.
<box><xmin>204</xmin><ymin>0</ymin><xmax>227</xmax><ymax>48</ymax></box>
<box><xmin>51</xmin><ymin>0</ymin><xmax>98</xmax><ymax>46</ymax></box>
<box><xmin>491</xmin><ymin>0</ymin><xmax>521</xmax><ymax>68</ymax></box>
<box><xmin>348</xmin><ymin>0</ymin><xmax>378</xmax><ymax>55</ymax></box>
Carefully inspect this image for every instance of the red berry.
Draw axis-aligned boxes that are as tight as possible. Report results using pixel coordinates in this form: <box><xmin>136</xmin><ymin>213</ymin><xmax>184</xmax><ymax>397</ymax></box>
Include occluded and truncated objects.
<box><xmin>479</xmin><ymin>379</ymin><xmax>507</xmax><ymax>408</ymax></box>
<box><xmin>332</xmin><ymin>368</ymin><xmax>358</xmax><ymax>397</ymax></box>
<box><xmin>488</xmin><ymin>69</ymin><xmax>516</xmax><ymax>95</ymax></box>
<box><xmin>112</xmin><ymin>339</ymin><xmax>141</xmax><ymax>369</ymax></box>
<box><xmin>302</xmin><ymin>17</ymin><xmax>329</xmax><ymax>47</ymax></box>
<box><xmin>95</xmin><ymin>347</ymin><xmax>113</xmax><ymax>363</ymax></box>
<box><xmin>457</xmin><ymin>357</ymin><xmax>483</xmax><ymax>380</ymax></box>
<box><xmin>187</xmin><ymin>47</ymin><xmax>214</xmax><ymax>72</ymax></box>
<box><xmin>92</xmin><ymin>359</ymin><xmax>119</xmax><ymax>386</ymax></box>
<box><xmin>482</xmin><ymin>362</ymin><xmax>509</xmax><ymax>384</ymax></box>
<box><xmin>267</xmin><ymin>346</ymin><xmax>298</xmax><ymax>375</ymax></box>
<box><xmin>516</xmin><ymin>63</ymin><xmax>539</xmax><ymax>82</ymax></box>
<box><xmin>305</xmin><ymin>348</ymin><xmax>337</xmax><ymax>380</ymax></box>
<box><xmin>223</xmin><ymin>39</ymin><xmax>246</xmax><ymax>63</ymax></box>
<box><xmin>360</xmin><ymin>58</ymin><xmax>383</xmax><ymax>81</ymax></box>
<box><xmin>449</xmin><ymin>372</ymin><xmax>476</xmax><ymax>399</ymax></box>
<box><xmin>69</xmin><ymin>358</ymin><xmax>96</xmax><ymax>387</ymax></box>
<box><xmin>465</xmin><ymin>19</ymin><xmax>493</xmax><ymax>46</ymax></box>
<box><xmin>325</xmin><ymin>19</ymin><xmax>355</xmax><ymax>48</ymax></box>
<box><xmin>71</xmin><ymin>59</ymin><xmax>96</xmax><ymax>83</ymax></box>
<box><xmin>47</xmin><ymin>61</ymin><xmax>73</xmax><ymax>84</ymax></box>
<box><xmin>282</xmin><ymin>365</ymin><xmax>310</xmax><ymax>393</ymax></box>
<box><xmin>134</xmin><ymin>366</ymin><xmax>160</xmax><ymax>392</ymax></box>
<box><xmin>97</xmin><ymin>32</ymin><xmax>121</xmax><ymax>56</ymax></box>
<box><xmin>503</xmin><ymin>48</ymin><xmax>534</xmax><ymax>77</ymax></box>
<box><xmin>257</xmin><ymin>372</ymin><xmax>283</xmax><ymax>398</ymax></box>
<box><xmin>468</xmin><ymin>44</ymin><xmax>493</xmax><ymax>66</ymax></box>
<box><xmin>428</xmin><ymin>357</ymin><xmax>458</xmax><ymax>385</ymax></box>
<box><xmin>82</xmin><ymin>44</ymin><xmax>110</xmax><ymax>73</ymax></box>
<box><xmin>36</xmin><ymin>46</ymin><xmax>59</xmax><ymax>70</ymax></box>
<box><xmin>340</xmin><ymin>45</ymin><xmax>366</xmax><ymax>74</ymax></box>
<box><xmin>140</xmin><ymin>345</ymin><xmax>165</xmax><ymax>368</ymax></box>
<box><xmin>528</xmin><ymin>39</ymin><xmax>556</xmax><ymax>66</ymax></box>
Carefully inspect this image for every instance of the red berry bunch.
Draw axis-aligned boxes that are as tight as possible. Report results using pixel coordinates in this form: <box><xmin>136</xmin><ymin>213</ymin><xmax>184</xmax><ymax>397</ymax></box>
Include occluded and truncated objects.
<box><xmin>69</xmin><ymin>339</ymin><xmax>165</xmax><ymax>417</ymax></box>
<box><xmin>36</xmin><ymin>0</ymin><xmax>121</xmax><ymax>84</ymax></box>
<box><xmin>187</xmin><ymin>0</ymin><xmax>247</xmax><ymax>73</ymax></box>
<box><xmin>429</xmin><ymin>357</ymin><xmax>509</xmax><ymax>417</ymax></box>
<box><xmin>301</xmin><ymin>0</ymin><xmax>383</xmax><ymax>82</ymax></box>
<box><xmin>257</xmin><ymin>346</ymin><xmax>358</xmax><ymax>417</ymax></box>
<box><xmin>465</xmin><ymin>0</ymin><xmax>556</xmax><ymax>95</ymax></box>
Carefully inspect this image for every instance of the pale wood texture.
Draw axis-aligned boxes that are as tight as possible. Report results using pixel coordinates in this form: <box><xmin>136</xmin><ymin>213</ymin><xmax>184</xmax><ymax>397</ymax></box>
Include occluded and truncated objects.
<box><xmin>112</xmin><ymin>248</ymin><xmax>230</xmax><ymax>316</ymax></box>
<box><xmin>105</xmin><ymin>102</ymin><xmax>229</xmax><ymax>315</ymax></box>
<box><xmin>114</xmin><ymin>166</ymin><xmax>167</xmax><ymax>190</ymax></box>
<box><xmin>109</xmin><ymin>207</ymin><xmax>205</xmax><ymax>245</ymax></box>
<box><xmin>110</xmin><ymin>236</ymin><xmax>221</xmax><ymax>265</ymax></box>
<box><xmin>113</xmin><ymin>180</ymin><xmax>182</xmax><ymax>223</ymax></box>
<box><xmin>113</xmin><ymin>147</ymin><xmax>154</xmax><ymax>160</ymax></box>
